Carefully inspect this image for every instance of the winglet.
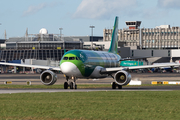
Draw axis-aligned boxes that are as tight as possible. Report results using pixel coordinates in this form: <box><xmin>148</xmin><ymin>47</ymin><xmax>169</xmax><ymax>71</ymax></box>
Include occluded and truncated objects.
<box><xmin>108</xmin><ymin>16</ymin><xmax>118</xmax><ymax>54</ymax></box>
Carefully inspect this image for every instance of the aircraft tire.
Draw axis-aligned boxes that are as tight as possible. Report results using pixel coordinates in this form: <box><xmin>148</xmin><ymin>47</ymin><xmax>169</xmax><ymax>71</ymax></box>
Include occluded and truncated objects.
<box><xmin>64</xmin><ymin>82</ymin><xmax>68</xmax><ymax>89</ymax></box>
<box><xmin>112</xmin><ymin>82</ymin><xmax>116</xmax><ymax>89</ymax></box>
<box><xmin>70</xmin><ymin>82</ymin><xmax>74</xmax><ymax>89</ymax></box>
<box><xmin>118</xmin><ymin>85</ymin><xmax>122</xmax><ymax>89</ymax></box>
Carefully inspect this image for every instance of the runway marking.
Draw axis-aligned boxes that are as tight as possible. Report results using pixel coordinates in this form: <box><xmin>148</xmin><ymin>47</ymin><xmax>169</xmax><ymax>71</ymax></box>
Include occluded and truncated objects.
<box><xmin>0</xmin><ymin>88</ymin><xmax>173</xmax><ymax>94</ymax></box>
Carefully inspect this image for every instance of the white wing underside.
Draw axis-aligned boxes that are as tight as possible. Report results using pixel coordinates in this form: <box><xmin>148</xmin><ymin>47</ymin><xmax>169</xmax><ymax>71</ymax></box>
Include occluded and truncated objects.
<box><xmin>100</xmin><ymin>63</ymin><xmax>180</xmax><ymax>73</ymax></box>
<box><xmin>0</xmin><ymin>62</ymin><xmax>179</xmax><ymax>74</ymax></box>
<box><xmin>0</xmin><ymin>62</ymin><xmax>61</xmax><ymax>71</ymax></box>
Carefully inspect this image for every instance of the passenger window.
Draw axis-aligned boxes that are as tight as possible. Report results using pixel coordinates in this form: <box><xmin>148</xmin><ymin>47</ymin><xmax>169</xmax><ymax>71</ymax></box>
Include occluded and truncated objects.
<box><xmin>63</xmin><ymin>57</ymin><xmax>68</xmax><ymax>60</ymax></box>
<box><xmin>69</xmin><ymin>57</ymin><xmax>75</xmax><ymax>60</ymax></box>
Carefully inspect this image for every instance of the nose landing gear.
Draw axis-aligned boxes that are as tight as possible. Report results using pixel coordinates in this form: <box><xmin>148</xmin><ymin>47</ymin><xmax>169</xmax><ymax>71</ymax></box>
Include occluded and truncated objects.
<box><xmin>70</xmin><ymin>82</ymin><xmax>77</xmax><ymax>89</ymax></box>
<box><xmin>64</xmin><ymin>76</ymin><xmax>77</xmax><ymax>89</ymax></box>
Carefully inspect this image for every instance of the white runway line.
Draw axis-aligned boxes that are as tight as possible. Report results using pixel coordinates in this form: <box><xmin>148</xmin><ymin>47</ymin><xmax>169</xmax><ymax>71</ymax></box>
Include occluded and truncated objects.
<box><xmin>0</xmin><ymin>88</ymin><xmax>173</xmax><ymax>94</ymax></box>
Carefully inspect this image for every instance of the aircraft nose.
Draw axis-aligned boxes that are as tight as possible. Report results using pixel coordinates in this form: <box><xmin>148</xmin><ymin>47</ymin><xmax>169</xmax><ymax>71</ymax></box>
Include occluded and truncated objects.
<box><xmin>60</xmin><ymin>62</ymin><xmax>77</xmax><ymax>75</ymax></box>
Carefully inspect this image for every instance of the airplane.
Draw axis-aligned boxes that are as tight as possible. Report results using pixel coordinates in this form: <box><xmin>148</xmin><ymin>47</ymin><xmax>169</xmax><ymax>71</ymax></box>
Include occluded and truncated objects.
<box><xmin>0</xmin><ymin>16</ymin><xmax>180</xmax><ymax>89</ymax></box>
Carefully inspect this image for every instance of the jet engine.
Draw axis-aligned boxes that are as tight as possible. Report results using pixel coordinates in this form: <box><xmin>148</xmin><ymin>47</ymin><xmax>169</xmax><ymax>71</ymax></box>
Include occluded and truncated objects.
<box><xmin>114</xmin><ymin>71</ymin><xmax>131</xmax><ymax>85</ymax></box>
<box><xmin>40</xmin><ymin>70</ymin><xmax>57</xmax><ymax>85</ymax></box>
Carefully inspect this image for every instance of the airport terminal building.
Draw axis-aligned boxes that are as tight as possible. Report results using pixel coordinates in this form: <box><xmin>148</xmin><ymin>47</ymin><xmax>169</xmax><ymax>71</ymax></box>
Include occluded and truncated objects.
<box><xmin>0</xmin><ymin>28</ymin><xmax>103</xmax><ymax>62</ymax></box>
<box><xmin>104</xmin><ymin>21</ymin><xmax>180</xmax><ymax>63</ymax></box>
<box><xmin>104</xmin><ymin>21</ymin><xmax>180</xmax><ymax>49</ymax></box>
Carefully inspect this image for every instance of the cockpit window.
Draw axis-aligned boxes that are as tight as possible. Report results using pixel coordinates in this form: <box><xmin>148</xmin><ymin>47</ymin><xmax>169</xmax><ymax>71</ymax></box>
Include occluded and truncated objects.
<box><xmin>69</xmin><ymin>57</ymin><xmax>75</xmax><ymax>60</ymax></box>
<box><xmin>63</xmin><ymin>56</ymin><xmax>80</xmax><ymax>60</ymax></box>
<box><xmin>63</xmin><ymin>57</ymin><xmax>68</xmax><ymax>60</ymax></box>
<box><xmin>76</xmin><ymin>57</ymin><xmax>80</xmax><ymax>60</ymax></box>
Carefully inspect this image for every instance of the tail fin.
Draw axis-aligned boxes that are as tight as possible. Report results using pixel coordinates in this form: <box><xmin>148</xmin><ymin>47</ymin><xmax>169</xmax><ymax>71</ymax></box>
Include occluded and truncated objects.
<box><xmin>108</xmin><ymin>16</ymin><xmax>118</xmax><ymax>54</ymax></box>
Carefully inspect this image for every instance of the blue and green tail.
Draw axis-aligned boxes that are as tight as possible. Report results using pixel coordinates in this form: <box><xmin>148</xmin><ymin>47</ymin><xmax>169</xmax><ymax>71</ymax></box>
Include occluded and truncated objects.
<box><xmin>108</xmin><ymin>16</ymin><xmax>118</xmax><ymax>54</ymax></box>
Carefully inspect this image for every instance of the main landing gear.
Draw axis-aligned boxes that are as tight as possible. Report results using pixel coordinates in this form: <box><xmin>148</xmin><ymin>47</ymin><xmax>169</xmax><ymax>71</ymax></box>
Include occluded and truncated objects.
<box><xmin>112</xmin><ymin>82</ymin><xmax>122</xmax><ymax>89</ymax></box>
<box><xmin>64</xmin><ymin>76</ymin><xmax>77</xmax><ymax>89</ymax></box>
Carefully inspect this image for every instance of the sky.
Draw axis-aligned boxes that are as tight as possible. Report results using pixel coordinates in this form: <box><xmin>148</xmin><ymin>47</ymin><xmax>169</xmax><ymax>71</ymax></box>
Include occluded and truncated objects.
<box><xmin>1</xmin><ymin>0</ymin><xmax>180</xmax><ymax>38</ymax></box>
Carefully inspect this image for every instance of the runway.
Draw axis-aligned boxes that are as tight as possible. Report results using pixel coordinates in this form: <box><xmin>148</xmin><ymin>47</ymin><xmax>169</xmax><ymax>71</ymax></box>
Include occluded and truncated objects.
<box><xmin>0</xmin><ymin>73</ymin><xmax>180</xmax><ymax>94</ymax></box>
<box><xmin>0</xmin><ymin>85</ymin><xmax>180</xmax><ymax>94</ymax></box>
<box><xmin>0</xmin><ymin>73</ymin><xmax>180</xmax><ymax>84</ymax></box>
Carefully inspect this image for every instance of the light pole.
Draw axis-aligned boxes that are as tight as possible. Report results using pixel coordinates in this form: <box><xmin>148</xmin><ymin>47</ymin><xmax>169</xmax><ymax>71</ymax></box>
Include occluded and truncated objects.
<box><xmin>89</xmin><ymin>26</ymin><xmax>95</xmax><ymax>49</ymax></box>
<box><xmin>59</xmin><ymin>28</ymin><xmax>63</xmax><ymax>40</ymax></box>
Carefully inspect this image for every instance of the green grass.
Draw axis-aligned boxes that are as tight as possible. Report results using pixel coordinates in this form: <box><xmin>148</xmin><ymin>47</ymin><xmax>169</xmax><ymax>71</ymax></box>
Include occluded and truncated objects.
<box><xmin>0</xmin><ymin>91</ymin><xmax>180</xmax><ymax>120</ymax></box>
<box><xmin>0</xmin><ymin>84</ymin><xmax>112</xmax><ymax>89</ymax></box>
<box><xmin>0</xmin><ymin>84</ymin><xmax>179</xmax><ymax>89</ymax></box>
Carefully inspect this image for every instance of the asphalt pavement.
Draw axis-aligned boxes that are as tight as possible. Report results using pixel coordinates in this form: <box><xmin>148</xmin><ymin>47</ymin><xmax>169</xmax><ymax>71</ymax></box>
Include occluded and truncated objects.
<box><xmin>0</xmin><ymin>85</ymin><xmax>180</xmax><ymax>94</ymax></box>
<box><xmin>0</xmin><ymin>73</ymin><xmax>180</xmax><ymax>84</ymax></box>
<box><xmin>0</xmin><ymin>73</ymin><xmax>180</xmax><ymax>94</ymax></box>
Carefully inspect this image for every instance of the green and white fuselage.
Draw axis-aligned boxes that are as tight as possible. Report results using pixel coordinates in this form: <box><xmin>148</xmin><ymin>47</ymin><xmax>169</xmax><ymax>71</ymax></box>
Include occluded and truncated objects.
<box><xmin>60</xmin><ymin>16</ymin><xmax>120</xmax><ymax>79</ymax></box>
<box><xmin>60</xmin><ymin>50</ymin><xmax>121</xmax><ymax>78</ymax></box>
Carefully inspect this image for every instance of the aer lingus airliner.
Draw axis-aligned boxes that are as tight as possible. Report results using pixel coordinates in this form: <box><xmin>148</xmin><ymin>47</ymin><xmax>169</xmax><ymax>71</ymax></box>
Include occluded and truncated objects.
<box><xmin>0</xmin><ymin>16</ymin><xmax>179</xmax><ymax>89</ymax></box>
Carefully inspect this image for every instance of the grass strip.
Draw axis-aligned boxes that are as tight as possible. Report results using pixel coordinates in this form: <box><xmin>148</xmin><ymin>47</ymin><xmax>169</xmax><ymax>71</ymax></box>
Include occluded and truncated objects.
<box><xmin>0</xmin><ymin>91</ymin><xmax>180</xmax><ymax>120</ymax></box>
<box><xmin>0</xmin><ymin>84</ymin><xmax>179</xmax><ymax>89</ymax></box>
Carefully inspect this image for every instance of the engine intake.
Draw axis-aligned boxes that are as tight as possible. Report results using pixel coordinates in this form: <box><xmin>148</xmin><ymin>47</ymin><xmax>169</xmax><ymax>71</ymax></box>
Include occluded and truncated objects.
<box><xmin>40</xmin><ymin>70</ymin><xmax>57</xmax><ymax>85</ymax></box>
<box><xmin>114</xmin><ymin>71</ymin><xmax>131</xmax><ymax>85</ymax></box>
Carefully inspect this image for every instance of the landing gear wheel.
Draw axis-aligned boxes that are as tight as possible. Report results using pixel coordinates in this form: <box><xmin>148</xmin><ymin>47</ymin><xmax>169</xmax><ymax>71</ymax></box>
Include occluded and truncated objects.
<box><xmin>118</xmin><ymin>85</ymin><xmax>122</xmax><ymax>89</ymax></box>
<box><xmin>112</xmin><ymin>82</ymin><xmax>116</xmax><ymax>89</ymax></box>
<box><xmin>64</xmin><ymin>82</ymin><xmax>68</xmax><ymax>89</ymax></box>
<box><xmin>70</xmin><ymin>82</ymin><xmax>74</xmax><ymax>89</ymax></box>
<box><xmin>75</xmin><ymin>84</ymin><xmax>77</xmax><ymax>89</ymax></box>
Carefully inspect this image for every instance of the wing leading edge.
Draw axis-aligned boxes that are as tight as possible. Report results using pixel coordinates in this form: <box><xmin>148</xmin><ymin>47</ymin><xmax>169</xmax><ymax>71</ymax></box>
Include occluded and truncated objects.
<box><xmin>0</xmin><ymin>62</ymin><xmax>61</xmax><ymax>71</ymax></box>
<box><xmin>100</xmin><ymin>63</ymin><xmax>180</xmax><ymax>74</ymax></box>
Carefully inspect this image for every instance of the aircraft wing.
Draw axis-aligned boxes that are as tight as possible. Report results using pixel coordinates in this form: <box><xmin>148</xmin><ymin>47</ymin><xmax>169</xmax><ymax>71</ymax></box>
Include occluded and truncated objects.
<box><xmin>100</xmin><ymin>63</ymin><xmax>180</xmax><ymax>74</ymax></box>
<box><xmin>0</xmin><ymin>62</ymin><xmax>61</xmax><ymax>71</ymax></box>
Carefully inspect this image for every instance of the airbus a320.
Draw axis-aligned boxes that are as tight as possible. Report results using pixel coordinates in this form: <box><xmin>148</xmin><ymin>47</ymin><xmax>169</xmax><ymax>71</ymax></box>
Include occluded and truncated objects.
<box><xmin>0</xmin><ymin>17</ymin><xmax>179</xmax><ymax>89</ymax></box>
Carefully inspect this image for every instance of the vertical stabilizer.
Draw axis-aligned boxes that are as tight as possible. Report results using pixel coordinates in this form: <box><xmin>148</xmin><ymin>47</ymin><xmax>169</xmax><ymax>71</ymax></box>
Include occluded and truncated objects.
<box><xmin>108</xmin><ymin>16</ymin><xmax>118</xmax><ymax>54</ymax></box>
